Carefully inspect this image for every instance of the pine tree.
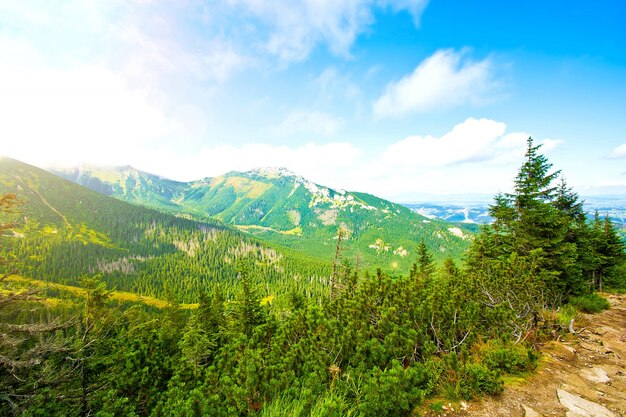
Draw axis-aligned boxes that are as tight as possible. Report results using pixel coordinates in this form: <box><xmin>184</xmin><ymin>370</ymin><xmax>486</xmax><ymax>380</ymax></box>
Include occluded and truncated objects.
<box><xmin>552</xmin><ymin>177</ymin><xmax>589</xmax><ymax>295</ymax></box>
<box><xmin>511</xmin><ymin>137</ymin><xmax>561</xmax><ymax>209</ymax></box>
<box><xmin>505</xmin><ymin>137</ymin><xmax>574</xmax><ymax>295</ymax></box>
<box><xmin>180</xmin><ymin>313</ymin><xmax>214</xmax><ymax>379</ymax></box>
<box><xmin>415</xmin><ymin>239</ymin><xmax>435</xmax><ymax>283</ymax></box>
<box><xmin>236</xmin><ymin>263</ymin><xmax>265</xmax><ymax>336</ymax></box>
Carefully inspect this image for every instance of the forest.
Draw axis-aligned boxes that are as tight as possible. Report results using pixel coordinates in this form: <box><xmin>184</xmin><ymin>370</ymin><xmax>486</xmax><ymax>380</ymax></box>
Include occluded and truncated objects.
<box><xmin>1</xmin><ymin>138</ymin><xmax>625</xmax><ymax>416</ymax></box>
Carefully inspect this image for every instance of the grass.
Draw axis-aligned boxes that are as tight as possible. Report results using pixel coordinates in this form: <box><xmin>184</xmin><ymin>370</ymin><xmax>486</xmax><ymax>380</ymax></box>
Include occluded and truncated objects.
<box><xmin>569</xmin><ymin>293</ymin><xmax>611</xmax><ymax>314</ymax></box>
<box><xmin>5</xmin><ymin>275</ymin><xmax>198</xmax><ymax>309</ymax></box>
<box><xmin>556</xmin><ymin>303</ymin><xmax>578</xmax><ymax>328</ymax></box>
<box><xmin>224</xmin><ymin>176</ymin><xmax>272</xmax><ymax>199</ymax></box>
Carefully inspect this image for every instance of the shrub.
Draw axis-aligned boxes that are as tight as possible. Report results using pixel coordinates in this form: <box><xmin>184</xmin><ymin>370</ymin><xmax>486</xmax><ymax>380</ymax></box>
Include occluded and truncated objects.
<box><xmin>357</xmin><ymin>361</ymin><xmax>428</xmax><ymax>417</ymax></box>
<box><xmin>479</xmin><ymin>340</ymin><xmax>538</xmax><ymax>375</ymax></box>
<box><xmin>460</xmin><ymin>363</ymin><xmax>503</xmax><ymax>398</ymax></box>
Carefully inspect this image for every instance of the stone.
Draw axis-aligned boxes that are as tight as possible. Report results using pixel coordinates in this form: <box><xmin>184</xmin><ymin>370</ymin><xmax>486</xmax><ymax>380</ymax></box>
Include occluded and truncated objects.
<box><xmin>557</xmin><ymin>389</ymin><xmax>615</xmax><ymax>417</ymax></box>
<box><xmin>522</xmin><ymin>404</ymin><xmax>542</xmax><ymax>417</ymax></box>
<box><xmin>580</xmin><ymin>367</ymin><xmax>611</xmax><ymax>384</ymax></box>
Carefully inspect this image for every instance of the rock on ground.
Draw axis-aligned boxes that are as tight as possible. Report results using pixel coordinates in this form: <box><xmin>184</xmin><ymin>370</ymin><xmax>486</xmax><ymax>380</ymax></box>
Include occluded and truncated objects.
<box><xmin>557</xmin><ymin>388</ymin><xmax>616</xmax><ymax>417</ymax></box>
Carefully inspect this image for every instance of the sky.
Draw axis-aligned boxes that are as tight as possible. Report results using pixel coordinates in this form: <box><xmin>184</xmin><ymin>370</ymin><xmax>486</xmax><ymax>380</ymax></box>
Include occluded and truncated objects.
<box><xmin>0</xmin><ymin>0</ymin><xmax>625</xmax><ymax>201</ymax></box>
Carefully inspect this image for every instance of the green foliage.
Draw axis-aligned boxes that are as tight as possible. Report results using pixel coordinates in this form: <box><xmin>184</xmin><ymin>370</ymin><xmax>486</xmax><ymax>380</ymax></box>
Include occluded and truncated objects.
<box><xmin>459</xmin><ymin>363</ymin><xmax>503</xmax><ymax>398</ymax></box>
<box><xmin>356</xmin><ymin>361</ymin><xmax>428</xmax><ymax>416</ymax></box>
<box><xmin>478</xmin><ymin>340</ymin><xmax>538</xmax><ymax>375</ymax></box>
<box><xmin>569</xmin><ymin>293</ymin><xmax>611</xmax><ymax>313</ymax></box>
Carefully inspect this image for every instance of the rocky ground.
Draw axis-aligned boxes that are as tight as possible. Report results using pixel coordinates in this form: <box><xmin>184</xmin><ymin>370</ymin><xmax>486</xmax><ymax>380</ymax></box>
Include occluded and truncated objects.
<box><xmin>430</xmin><ymin>293</ymin><xmax>626</xmax><ymax>417</ymax></box>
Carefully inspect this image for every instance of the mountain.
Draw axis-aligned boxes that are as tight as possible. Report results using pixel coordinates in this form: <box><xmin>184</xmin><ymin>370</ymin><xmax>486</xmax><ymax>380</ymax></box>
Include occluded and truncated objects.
<box><xmin>54</xmin><ymin>166</ymin><xmax>474</xmax><ymax>272</ymax></box>
<box><xmin>57</xmin><ymin>165</ymin><xmax>188</xmax><ymax>212</ymax></box>
<box><xmin>0</xmin><ymin>157</ymin><xmax>331</xmax><ymax>303</ymax></box>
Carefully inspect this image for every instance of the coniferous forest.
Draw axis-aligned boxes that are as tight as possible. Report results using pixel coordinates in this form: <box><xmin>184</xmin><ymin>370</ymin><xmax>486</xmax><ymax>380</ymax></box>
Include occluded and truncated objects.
<box><xmin>1</xmin><ymin>139</ymin><xmax>625</xmax><ymax>416</ymax></box>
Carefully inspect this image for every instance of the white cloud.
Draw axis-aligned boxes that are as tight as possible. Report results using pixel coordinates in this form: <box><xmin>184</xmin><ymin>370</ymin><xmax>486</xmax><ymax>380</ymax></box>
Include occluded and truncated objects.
<box><xmin>343</xmin><ymin>119</ymin><xmax>562</xmax><ymax>198</ymax></box>
<box><xmin>373</xmin><ymin>49</ymin><xmax>499</xmax><ymax>117</ymax></box>
<box><xmin>274</xmin><ymin>110</ymin><xmax>343</xmax><ymax>137</ymax></box>
<box><xmin>381</xmin><ymin>118</ymin><xmax>507</xmax><ymax>167</ymax></box>
<box><xmin>609</xmin><ymin>143</ymin><xmax>626</xmax><ymax>158</ymax></box>
<box><xmin>136</xmin><ymin>142</ymin><xmax>361</xmax><ymax>184</ymax></box>
<box><xmin>228</xmin><ymin>0</ymin><xmax>428</xmax><ymax>62</ymax></box>
<box><xmin>379</xmin><ymin>0</ymin><xmax>429</xmax><ymax>25</ymax></box>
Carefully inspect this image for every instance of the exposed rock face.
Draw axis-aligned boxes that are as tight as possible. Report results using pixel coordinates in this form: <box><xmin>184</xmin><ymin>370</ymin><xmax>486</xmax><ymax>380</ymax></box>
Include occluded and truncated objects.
<box><xmin>557</xmin><ymin>389</ymin><xmax>616</xmax><ymax>417</ymax></box>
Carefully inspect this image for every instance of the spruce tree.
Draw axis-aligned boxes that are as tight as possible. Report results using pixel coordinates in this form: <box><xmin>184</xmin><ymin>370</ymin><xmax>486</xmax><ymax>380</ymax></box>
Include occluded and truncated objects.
<box><xmin>506</xmin><ymin>137</ymin><xmax>574</xmax><ymax>296</ymax></box>
<box><xmin>415</xmin><ymin>239</ymin><xmax>435</xmax><ymax>283</ymax></box>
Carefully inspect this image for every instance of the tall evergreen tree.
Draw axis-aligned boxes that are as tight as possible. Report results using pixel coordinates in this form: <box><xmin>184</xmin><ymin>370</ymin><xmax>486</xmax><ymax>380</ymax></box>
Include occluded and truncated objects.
<box><xmin>414</xmin><ymin>239</ymin><xmax>435</xmax><ymax>283</ymax></box>
<box><xmin>236</xmin><ymin>263</ymin><xmax>265</xmax><ymax>336</ymax></box>
<box><xmin>506</xmin><ymin>137</ymin><xmax>574</xmax><ymax>295</ymax></box>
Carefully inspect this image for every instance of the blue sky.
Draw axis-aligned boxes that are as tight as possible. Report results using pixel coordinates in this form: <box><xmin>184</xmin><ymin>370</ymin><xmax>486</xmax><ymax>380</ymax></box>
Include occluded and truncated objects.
<box><xmin>0</xmin><ymin>0</ymin><xmax>625</xmax><ymax>200</ymax></box>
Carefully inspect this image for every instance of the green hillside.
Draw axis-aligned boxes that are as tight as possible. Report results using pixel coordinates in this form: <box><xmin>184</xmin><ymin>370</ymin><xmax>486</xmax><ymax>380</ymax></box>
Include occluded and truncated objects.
<box><xmin>55</xmin><ymin>166</ymin><xmax>474</xmax><ymax>273</ymax></box>
<box><xmin>0</xmin><ymin>157</ymin><xmax>331</xmax><ymax>303</ymax></box>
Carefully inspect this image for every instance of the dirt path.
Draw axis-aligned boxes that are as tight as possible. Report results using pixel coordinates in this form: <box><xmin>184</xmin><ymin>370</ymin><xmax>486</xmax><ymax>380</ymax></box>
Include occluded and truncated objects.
<box><xmin>423</xmin><ymin>294</ymin><xmax>626</xmax><ymax>416</ymax></box>
<box><xmin>458</xmin><ymin>294</ymin><xmax>626</xmax><ymax>417</ymax></box>
<box><xmin>16</xmin><ymin>175</ymin><xmax>71</xmax><ymax>227</ymax></box>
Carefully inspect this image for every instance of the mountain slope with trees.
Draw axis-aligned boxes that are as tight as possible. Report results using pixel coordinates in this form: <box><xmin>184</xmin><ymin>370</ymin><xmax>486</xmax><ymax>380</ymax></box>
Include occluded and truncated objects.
<box><xmin>55</xmin><ymin>166</ymin><xmax>474</xmax><ymax>273</ymax></box>
<box><xmin>0</xmin><ymin>157</ymin><xmax>332</xmax><ymax>304</ymax></box>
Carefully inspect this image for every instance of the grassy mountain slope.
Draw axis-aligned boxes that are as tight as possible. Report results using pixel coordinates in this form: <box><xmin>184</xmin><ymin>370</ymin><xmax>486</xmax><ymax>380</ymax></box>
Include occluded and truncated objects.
<box><xmin>56</xmin><ymin>166</ymin><xmax>474</xmax><ymax>273</ymax></box>
<box><xmin>0</xmin><ymin>157</ymin><xmax>331</xmax><ymax>303</ymax></box>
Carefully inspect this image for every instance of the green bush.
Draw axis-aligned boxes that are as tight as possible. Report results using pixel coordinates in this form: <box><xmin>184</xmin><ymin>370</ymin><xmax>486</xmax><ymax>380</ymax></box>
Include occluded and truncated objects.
<box><xmin>569</xmin><ymin>293</ymin><xmax>610</xmax><ymax>314</ymax></box>
<box><xmin>480</xmin><ymin>340</ymin><xmax>538</xmax><ymax>375</ymax></box>
<box><xmin>460</xmin><ymin>363</ymin><xmax>503</xmax><ymax>398</ymax></box>
<box><xmin>357</xmin><ymin>361</ymin><xmax>428</xmax><ymax>417</ymax></box>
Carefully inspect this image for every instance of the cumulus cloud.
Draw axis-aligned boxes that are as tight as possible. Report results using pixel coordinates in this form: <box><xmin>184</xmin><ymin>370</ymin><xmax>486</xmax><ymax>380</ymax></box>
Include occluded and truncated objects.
<box><xmin>229</xmin><ymin>0</ymin><xmax>428</xmax><ymax>62</ymax></box>
<box><xmin>373</xmin><ymin>49</ymin><xmax>499</xmax><ymax>117</ymax></box>
<box><xmin>347</xmin><ymin>118</ymin><xmax>562</xmax><ymax>197</ymax></box>
<box><xmin>274</xmin><ymin>110</ymin><xmax>343</xmax><ymax>137</ymax></box>
<box><xmin>379</xmin><ymin>118</ymin><xmax>562</xmax><ymax>175</ymax></box>
<box><xmin>381</xmin><ymin>118</ymin><xmax>507</xmax><ymax>167</ymax></box>
<box><xmin>609</xmin><ymin>143</ymin><xmax>626</xmax><ymax>158</ymax></box>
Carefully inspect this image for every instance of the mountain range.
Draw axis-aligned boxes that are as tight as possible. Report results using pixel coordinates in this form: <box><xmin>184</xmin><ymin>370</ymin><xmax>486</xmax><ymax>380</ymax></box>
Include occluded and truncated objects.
<box><xmin>54</xmin><ymin>165</ymin><xmax>474</xmax><ymax>272</ymax></box>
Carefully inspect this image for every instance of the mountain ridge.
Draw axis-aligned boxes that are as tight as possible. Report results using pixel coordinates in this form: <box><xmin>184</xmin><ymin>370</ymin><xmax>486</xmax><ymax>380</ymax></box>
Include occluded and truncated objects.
<box><xmin>53</xmin><ymin>163</ymin><xmax>475</xmax><ymax>272</ymax></box>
